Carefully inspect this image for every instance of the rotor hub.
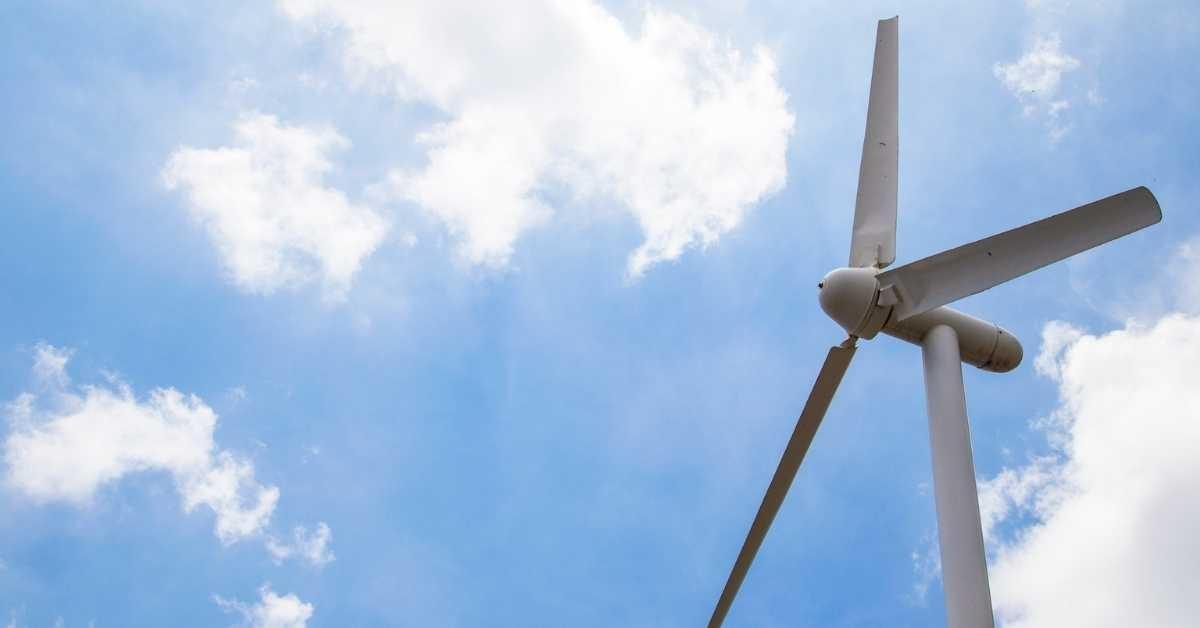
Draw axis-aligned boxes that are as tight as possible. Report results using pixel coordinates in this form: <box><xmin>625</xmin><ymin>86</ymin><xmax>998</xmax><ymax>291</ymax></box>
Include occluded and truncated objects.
<box><xmin>818</xmin><ymin>267</ymin><xmax>886</xmax><ymax>338</ymax></box>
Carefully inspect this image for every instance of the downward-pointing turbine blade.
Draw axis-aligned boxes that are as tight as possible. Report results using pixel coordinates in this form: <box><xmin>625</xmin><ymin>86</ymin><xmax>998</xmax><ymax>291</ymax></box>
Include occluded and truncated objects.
<box><xmin>877</xmin><ymin>186</ymin><xmax>1162</xmax><ymax>321</ymax></box>
<box><xmin>849</xmin><ymin>16</ymin><xmax>899</xmax><ymax>269</ymax></box>
<box><xmin>708</xmin><ymin>342</ymin><xmax>857</xmax><ymax>628</ymax></box>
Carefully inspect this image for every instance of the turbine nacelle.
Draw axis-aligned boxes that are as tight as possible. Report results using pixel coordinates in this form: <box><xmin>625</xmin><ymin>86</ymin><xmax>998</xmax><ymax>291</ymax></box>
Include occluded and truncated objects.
<box><xmin>818</xmin><ymin>266</ymin><xmax>1024</xmax><ymax>373</ymax></box>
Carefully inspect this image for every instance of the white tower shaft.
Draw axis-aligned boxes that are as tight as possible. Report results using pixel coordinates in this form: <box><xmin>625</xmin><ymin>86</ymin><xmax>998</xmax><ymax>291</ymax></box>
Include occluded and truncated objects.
<box><xmin>921</xmin><ymin>325</ymin><xmax>995</xmax><ymax>628</ymax></box>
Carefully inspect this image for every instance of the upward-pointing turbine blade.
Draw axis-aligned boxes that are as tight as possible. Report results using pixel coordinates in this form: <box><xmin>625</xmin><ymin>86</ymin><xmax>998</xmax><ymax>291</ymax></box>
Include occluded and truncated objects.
<box><xmin>849</xmin><ymin>16</ymin><xmax>899</xmax><ymax>269</ymax></box>
<box><xmin>708</xmin><ymin>342</ymin><xmax>857</xmax><ymax>628</ymax></box>
<box><xmin>877</xmin><ymin>186</ymin><xmax>1162</xmax><ymax>321</ymax></box>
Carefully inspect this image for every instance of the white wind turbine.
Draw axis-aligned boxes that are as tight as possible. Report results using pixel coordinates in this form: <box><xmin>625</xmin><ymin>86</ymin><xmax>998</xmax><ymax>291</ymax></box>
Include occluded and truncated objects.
<box><xmin>708</xmin><ymin>16</ymin><xmax>1161</xmax><ymax>628</ymax></box>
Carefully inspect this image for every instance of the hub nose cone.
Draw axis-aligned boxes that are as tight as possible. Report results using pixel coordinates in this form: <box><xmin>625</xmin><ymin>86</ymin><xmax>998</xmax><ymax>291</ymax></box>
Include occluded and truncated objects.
<box><xmin>818</xmin><ymin>267</ymin><xmax>880</xmax><ymax>335</ymax></box>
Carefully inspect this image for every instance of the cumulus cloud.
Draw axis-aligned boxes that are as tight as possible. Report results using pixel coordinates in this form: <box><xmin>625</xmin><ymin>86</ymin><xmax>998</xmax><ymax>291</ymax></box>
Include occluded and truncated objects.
<box><xmin>994</xmin><ymin>33</ymin><xmax>1081</xmax><ymax>139</ymax></box>
<box><xmin>979</xmin><ymin>315</ymin><xmax>1200</xmax><ymax>627</ymax></box>
<box><xmin>3</xmin><ymin>345</ymin><xmax>280</xmax><ymax>545</ymax></box>
<box><xmin>266</xmin><ymin>522</ymin><xmax>335</xmax><ymax>568</ymax></box>
<box><xmin>216</xmin><ymin>585</ymin><xmax>314</xmax><ymax>628</ymax></box>
<box><xmin>1031</xmin><ymin>320</ymin><xmax>1085</xmax><ymax>381</ymax></box>
<box><xmin>163</xmin><ymin>113</ymin><xmax>389</xmax><ymax>297</ymax></box>
<box><xmin>279</xmin><ymin>0</ymin><xmax>793</xmax><ymax>276</ymax></box>
<box><xmin>183</xmin><ymin>453</ymin><xmax>280</xmax><ymax>543</ymax></box>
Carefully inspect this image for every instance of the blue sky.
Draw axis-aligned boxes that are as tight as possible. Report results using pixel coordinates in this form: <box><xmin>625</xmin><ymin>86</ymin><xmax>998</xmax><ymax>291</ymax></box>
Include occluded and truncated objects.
<box><xmin>1</xmin><ymin>1</ymin><xmax>1198</xmax><ymax>626</ymax></box>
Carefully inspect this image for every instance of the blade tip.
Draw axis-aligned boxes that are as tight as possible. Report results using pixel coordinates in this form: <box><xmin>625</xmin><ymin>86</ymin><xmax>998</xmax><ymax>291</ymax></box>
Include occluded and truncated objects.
<box><xmin>1133</xmin><ymin>185</ymin><xmax>1163</xmax><ymax>223</ymax></box>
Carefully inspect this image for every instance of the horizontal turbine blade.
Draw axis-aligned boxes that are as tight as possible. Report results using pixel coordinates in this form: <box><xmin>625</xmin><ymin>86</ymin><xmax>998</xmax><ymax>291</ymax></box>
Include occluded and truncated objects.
<box><xmin>877</xmin><ymin>186</ymin><xmax>1162</xmax><ymax>321</ymax></box>
<box><xmin>849</xmin><ymin>16</ymin><xmax>899</xmax><ymax>269</ymax></box>
<box><xmin>708</xmin><ymin>342</ymin><xmax>857</xmax><ymax>628</ymax></box>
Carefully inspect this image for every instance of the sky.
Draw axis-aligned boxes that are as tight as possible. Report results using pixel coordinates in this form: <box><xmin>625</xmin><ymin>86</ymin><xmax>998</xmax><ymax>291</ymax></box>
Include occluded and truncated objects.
<box><xmin>1</xmin><ymin>1</ymin><xmax>1198</xmax><ymax>626</ymax></box>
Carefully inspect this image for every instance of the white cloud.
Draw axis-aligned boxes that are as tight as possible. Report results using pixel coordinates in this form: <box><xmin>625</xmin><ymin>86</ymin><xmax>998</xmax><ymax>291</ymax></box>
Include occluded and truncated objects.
<box><xmin>216</xmin><ymin>585</ymin><xmax>314</xmax><ymax>628</ymax></box>
<box><xmin>183</xmin><ymin>453</ymin><xmax>280</xmax><ymax>544</ymax></box>
<box><xmin>908</xmin><ymin>531</ymin><xmax>941</xmax><ymax>605</ymax></box>
<box><xmin>1166</xmin><ymin>237</ymin><xmax>1200</xmax><ymax>314</ymax></box>
<box><xmin>163</xmin><ymin>113</ymin><xmax>389</xmax><ymax>297</ymax></box>
<box><xmin>266</xmin><ymin>522</ymin><xmax>335</xmax><ymax>568</ymax></box>
<box><xmin>229</xmin><ymin>77</ymin><xmax>260</xmax><ymax>94</ymax></box>
<box><xmin>279</xmin><ymin>0</ymin><xmax>793</xmax><ymax>276</ymax></box>
<box><xmin>3</xmin><ymin>346</ymin><xmax>278</xmax><ymax>544</ymax></box>
<box><xmin>978</xmin><ymin>455</ymin><xmax>1060</xmax><ymax>544</ymax></box>
<box><xmin>994</xmin><ymin>33</ymin><xmax>1081</xmax><ymax>139</ymax></box>
<box><xmin>1031</xmin><ymin>320</ymin><xmax>1084</xmax><ymax>380</ymax></box>
<box><xmin>31</xmin><ymin>344</ymin><xmax>71</xmax><ymax>388</ymax></box>
<box><xmin>980</xmin><ymin>314</ymin><xmax>1200</xmax><ymax>627</ymax></box>
<box><xmin>1097</xmin><ymin>235</ymin><xmax>1200</xmax><ymax>323</ymax></box>
<box><xmin>994</xmin><ymin>33</ymin><xmax>1080</xmax><ymax>98</ymax></box>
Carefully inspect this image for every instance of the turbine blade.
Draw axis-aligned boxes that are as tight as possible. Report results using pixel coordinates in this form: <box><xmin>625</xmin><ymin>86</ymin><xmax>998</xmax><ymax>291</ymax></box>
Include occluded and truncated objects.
<box><xmin>877</xmin><ymin>186</ymin><xmax>1162</xmax><ymax>321</ymax></box>
<box><xmin>708</xmin><ymin>342</ymin><xmax>857</xmax><ymax>628</ymax></box>
<box><xmin>849</xmin><ymin>16</ymin><xmax>899</xmax><ymax>269</ymax></box>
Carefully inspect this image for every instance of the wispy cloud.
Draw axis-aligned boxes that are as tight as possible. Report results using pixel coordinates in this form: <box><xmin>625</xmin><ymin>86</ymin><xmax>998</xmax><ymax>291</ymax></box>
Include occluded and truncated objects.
<box><xmin>907</xmin><ymin>529</ymin><xmax>941</xmax><ymax>606</ymax></box>
<box><xmin>266</xmin><ymin>522</ymin><xmax>335</xmax><ymax>568</ymax></box>
<box><xmin>994</xmin><ymin>33</ymin><xmax>1081</xmax><ymax>140</ymax></box>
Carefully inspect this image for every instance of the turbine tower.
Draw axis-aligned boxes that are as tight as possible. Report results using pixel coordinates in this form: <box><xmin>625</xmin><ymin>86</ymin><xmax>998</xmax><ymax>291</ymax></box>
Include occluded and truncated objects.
<box><xmin>708</xmin><ymin>16</ymin><xmax>1161</xmax><ymax>628</ymax></box>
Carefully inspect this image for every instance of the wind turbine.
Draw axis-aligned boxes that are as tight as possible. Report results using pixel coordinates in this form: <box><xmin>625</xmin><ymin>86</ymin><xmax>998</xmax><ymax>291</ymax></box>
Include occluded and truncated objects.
<box><xmin>707</xmin><ymin>16</ymin><xmax>1161</xmax><ymax>628</ymax></box>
